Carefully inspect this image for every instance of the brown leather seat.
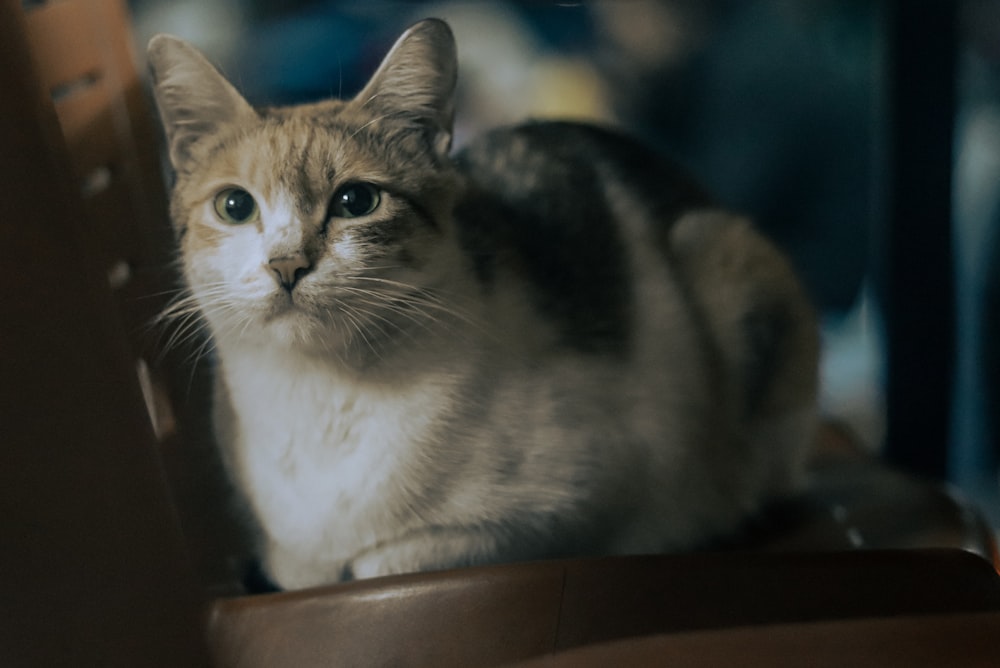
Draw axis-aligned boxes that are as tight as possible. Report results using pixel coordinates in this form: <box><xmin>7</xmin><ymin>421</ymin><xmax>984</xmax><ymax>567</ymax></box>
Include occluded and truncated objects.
<box><xmin>208</xmin><ymin>549</ymin><xmax>1000</xmax><ymax>667</ymax></box>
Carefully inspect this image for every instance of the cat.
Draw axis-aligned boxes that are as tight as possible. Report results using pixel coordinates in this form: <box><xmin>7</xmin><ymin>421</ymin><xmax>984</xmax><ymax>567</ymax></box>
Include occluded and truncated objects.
<box><xmin>147</xmin><ymin>18</ymin><xmax>819</xmax><ymax>590</ymax></box>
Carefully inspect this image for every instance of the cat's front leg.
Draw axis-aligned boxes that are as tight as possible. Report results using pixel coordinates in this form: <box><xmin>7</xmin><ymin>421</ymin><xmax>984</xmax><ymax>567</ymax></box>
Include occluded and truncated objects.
<box><xmin>345</xmin><ymin>527</ymin><xmax>507</xmax><ymax>580</ymax></box>
<box><xmin>264</xmin><ymin>539</ymin><xmax>352</xmax><ymax>590</ymax></box>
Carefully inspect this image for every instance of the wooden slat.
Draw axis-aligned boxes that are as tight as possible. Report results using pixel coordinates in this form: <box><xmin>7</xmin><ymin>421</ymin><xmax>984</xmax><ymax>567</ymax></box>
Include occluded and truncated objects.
<box><xmin>67</xmin><ymin>0</ymin><xmax>174</xmax><ymax>271</ymax></box>
<box><xmin>24</xmin><ymin>0</ymin><xmax>103</xmax><ymax>92</ymax></box>
<box><xmin>53</xmin><ymin>74</ymin><xmax>119</xmax><ymax>179</ymax></box>
<box><xmin>32</xmin><ymin>0</ymin><xmax>173</xmax><ymax>301</ymax></box>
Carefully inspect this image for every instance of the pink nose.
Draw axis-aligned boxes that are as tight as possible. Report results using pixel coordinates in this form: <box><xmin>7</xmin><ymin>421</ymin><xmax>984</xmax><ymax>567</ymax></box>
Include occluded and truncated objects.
<box><xmin>268</xmin><ymin>253</ymin><xmax>312</xmax><ymax>290</ymax></box>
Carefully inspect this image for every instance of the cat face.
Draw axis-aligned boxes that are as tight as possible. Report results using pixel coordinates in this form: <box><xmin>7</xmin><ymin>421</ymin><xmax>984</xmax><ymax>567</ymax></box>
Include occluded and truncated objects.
<box><xmin>148</xmin><ymin>21</ymin><xmax>463</xmax><ymax>355</ymax></box>
<box><xmin>170</xmin><ymin>109</ymin><xmax>459</xmax><ymax>353</ymax></box>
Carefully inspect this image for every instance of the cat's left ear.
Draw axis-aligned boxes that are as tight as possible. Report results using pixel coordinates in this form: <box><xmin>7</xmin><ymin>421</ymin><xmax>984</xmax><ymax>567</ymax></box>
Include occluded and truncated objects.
<box><xmin>147</xmin><ymin>35</ymin><xmax>257</xmax><ymax>168</ymax></box>
<box><xmin>353</xmin><ymin>19</ymin><xmax>458</xmax><ymax>156</ymax></box>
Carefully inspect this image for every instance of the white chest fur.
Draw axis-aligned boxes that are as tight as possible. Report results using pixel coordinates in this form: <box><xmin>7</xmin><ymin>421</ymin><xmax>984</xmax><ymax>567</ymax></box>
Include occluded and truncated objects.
<box><xmin>218</xmin><ymin>346</ymin><xmax>449</xmax><ymax>565</ymax></box>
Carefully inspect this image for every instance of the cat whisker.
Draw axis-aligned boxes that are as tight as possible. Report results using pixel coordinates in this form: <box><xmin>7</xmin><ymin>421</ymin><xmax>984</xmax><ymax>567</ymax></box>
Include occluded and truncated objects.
<box><xmin>337</xmin><ymin>293</ymin><xmax>484</xmax><ymax>360</ymax></box>
<box><xmin>131</xmin><ymin>286</ymin><xmax>190</xmax><ymax>304</ymax></box>
<box><xmin>338</xmin><ymin>288</ymin><xmax>444</xmax><ymax>331</ymax></box>
<box><xmin>178</xmin><ymin>333</ymin><xmax>216</xmax><ymax>398</ymax></box>
<box><xmin>343</xmin><ymin>279</ymin><xmax>494</xmax><ymax>344</ymax></box>
<box><xmin>346</xmin><ymin>274</ymin><xmax>467</xmax><ymax>308</ymax></box>
<box><xmin>338</xmin><ymin>298</ymin><xmax>418</xmax><ymax>341</ymax></box>
<box><xmin>337</xmin><ymin>304</ymin><xmax>385</xmax><ymax>363</ymax></box>
<box><xmin>151</xmin><ymin>305</ymin><xmax>207</xmax><ymax>358</ymax></box>
<box><xmin>149</xmin><ymin>284</ymin><xmax>251</xmax><ymax>371</ymax></box>
<box><xmin>347</xmin><ymin>113</ymin><xmax>394</xmax><ymax>140</ymax></box>
<box><xmin>346</xmin><ymin>276</ymin><xmax>480</xmax><ymax>318</ymax></box>
<box><xmin>183</xmin><ymin>331</ymin><xmax>216</xmax><ymax>368</ymax></box>
<box><xmin>158</xmin><ymin>312</ymin><xmax>206</xmax><ymax>357</ymax></box>
<box><xmin>356</xmin><ymin>91</ymin><xmax>382</xmax><ymax>111</ymax></box>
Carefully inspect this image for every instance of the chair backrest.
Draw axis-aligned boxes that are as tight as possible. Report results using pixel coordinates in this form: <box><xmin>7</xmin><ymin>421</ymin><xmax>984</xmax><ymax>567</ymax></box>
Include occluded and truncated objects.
<box><xmin>0</xmin><ymin>0</ymin><xmax>211</xmax><ymax>664</ymax></box>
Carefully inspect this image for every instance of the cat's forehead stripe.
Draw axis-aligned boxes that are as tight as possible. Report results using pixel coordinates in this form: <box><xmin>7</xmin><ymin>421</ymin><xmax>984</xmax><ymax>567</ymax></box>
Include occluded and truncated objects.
<box><xmin>215</xmin><ymin>120</ymin><xmax>339</xmax><ymax>217</ymax></box>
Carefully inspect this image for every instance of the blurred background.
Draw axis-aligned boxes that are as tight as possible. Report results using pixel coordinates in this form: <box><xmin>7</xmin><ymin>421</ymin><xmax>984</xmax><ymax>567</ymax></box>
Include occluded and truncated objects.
<box><xmin>127</xmin><ymin>0</ymin><xmax>1000</xmax><ymax>526</ymax></box>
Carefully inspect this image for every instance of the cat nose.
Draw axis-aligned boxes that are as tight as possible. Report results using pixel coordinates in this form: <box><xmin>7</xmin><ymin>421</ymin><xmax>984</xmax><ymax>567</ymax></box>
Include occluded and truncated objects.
<box><xmin>268</xmin><ymin>252</ymin><xmax>312</xmax><ymax>291</ymax></box>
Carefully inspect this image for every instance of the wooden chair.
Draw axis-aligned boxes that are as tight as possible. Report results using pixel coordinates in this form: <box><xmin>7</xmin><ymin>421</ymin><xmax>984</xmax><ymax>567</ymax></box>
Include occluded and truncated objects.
<box><xmin>1</xmin><ymin>0</ymin><xmax>210</xmax><ymax>665</ymax></box>
<box><xmin>4</xmin><ymin>1</ymin><xmax>1000</xmax><ymax>665</ymax></box>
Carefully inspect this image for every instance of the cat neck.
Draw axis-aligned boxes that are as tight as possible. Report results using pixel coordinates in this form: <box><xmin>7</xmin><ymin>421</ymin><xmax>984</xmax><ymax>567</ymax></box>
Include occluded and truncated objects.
<box><xmin>216</xmin><ymin>333</ymin><xmax>474</xmax><ymax>450</ymax></box>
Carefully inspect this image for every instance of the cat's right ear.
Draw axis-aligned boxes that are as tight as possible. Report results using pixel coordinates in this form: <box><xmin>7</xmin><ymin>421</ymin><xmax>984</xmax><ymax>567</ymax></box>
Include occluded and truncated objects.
<box><xmin>147</xmin><ymin>35</ymin><xmax>256</xmax><ymax>168</ymax></box>
<box><xmin>352</xmin><ymin>19</ymin><xmax>458</xmax><ymax>157</ymax></box>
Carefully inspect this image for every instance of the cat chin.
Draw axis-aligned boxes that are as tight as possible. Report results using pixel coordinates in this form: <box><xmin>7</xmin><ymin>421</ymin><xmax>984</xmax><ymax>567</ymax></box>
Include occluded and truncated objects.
<box><xmin>257</xmin><ymin>313</ymin><xmax>339</xmax><ymax>350</ymax></box>
<box><xmin>203</xmin><ymin>304</ymin><xmax>325</xmax><ymax>352</ymax></box>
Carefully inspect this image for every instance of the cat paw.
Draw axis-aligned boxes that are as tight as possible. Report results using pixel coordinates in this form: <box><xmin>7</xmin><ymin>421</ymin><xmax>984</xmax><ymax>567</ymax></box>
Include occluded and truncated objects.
<box><xmin>345</xmin><ymin>551</ymin><xmax>403</xmax><ymax>581</ymax></box>
<box><xmin>345</xmin><ymin>528</ymin><xmax>502</xmax><ymax>580</ymax></box>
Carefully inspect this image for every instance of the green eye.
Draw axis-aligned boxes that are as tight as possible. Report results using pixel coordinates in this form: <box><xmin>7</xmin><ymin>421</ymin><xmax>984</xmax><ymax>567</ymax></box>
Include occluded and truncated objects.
<box><xmin>329</xmin><ymin>183</ymin><xmax>381</xmax><ymax>219</ymax></box>
<box><xmin>213</xmin><ymin>188</ymin><xmax>259</xmax><ymax>224</ymax></box>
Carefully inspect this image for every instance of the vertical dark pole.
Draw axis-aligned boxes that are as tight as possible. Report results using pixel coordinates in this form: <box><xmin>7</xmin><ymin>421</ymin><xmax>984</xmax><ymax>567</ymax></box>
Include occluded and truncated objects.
<box><xmin>880</xmin><ymin>1</ymin><xmax>957</xmax><ymax>478</ymax></box>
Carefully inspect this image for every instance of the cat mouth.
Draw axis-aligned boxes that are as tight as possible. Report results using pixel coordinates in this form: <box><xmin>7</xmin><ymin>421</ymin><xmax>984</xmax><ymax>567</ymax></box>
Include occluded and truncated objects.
<box><xmin>261</xmin><ymin>290</ymin><xmax>337</xmax><ymax>328</ymax></box>
<box><xmin>262</xmin><ymin>291</ymin><xmax>308</xmax><ymax>320</ymax></box>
